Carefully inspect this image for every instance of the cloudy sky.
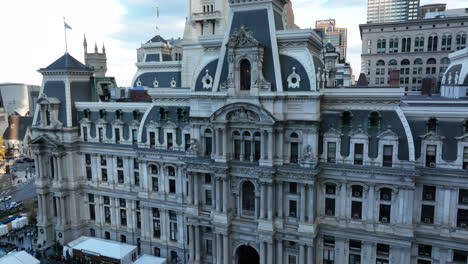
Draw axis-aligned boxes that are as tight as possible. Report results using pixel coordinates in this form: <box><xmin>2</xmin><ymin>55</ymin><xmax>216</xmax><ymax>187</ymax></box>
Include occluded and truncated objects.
<box><xmin>0</xmin><ymin>0</ymin><xmax>463</xmax><ymax>86</ymax></box>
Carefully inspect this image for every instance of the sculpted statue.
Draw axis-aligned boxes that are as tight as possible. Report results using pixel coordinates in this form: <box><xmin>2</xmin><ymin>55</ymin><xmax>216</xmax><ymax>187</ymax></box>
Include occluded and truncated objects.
<box><xmin>188</xmin><ymin>139</ymin><xmax>200</xmax><ymax>155</ymax></box>
<box><xmin>303</xmin><ymin>145</ymin><xmax>313</xmax><ymax>161</ymax></box>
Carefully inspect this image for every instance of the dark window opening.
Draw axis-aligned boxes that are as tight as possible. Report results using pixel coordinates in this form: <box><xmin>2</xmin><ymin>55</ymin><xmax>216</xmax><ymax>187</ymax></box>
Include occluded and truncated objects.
<box><xmin>169</xmin><ymin>179</ymin><xmax>176</xmax><ymax>193</ymax></box>
<box><xmin>205</xmin><ymin>129</ymin><xmax>212</xmax><ymax>156</ymax></box>
<box><xmin>354</xmin><ymin>144</ymin><xmax>364</xmax><ymax>165</ymax></box>
<box><xmin>352</xmin><ymin>185</ymin><xmax>363</xmax><ymax>198</ymax></box>
<box><xmin>425</xmin><ymin>145</ymin><xmax>437</xmax><ymax>168</ymax></box>
<box><xmin>421</xmin><ymin>205</ymin><xmax>434</xmax><ymax>224</ymax></box>
<box><xmin>326</xmin><ymin>184</ymin><xmax>336</xmax><ymax>195</ymax></box>
<box><xmin>342</xmin><ymin>111</ymin><xmax>352</xmax><ymax>127</ymax></box>
<box><xmin>240</xmin><ymin>59</ymin><xmax>251</xmax><ymax>90</ymax></box>
<box><xmin>379</xmin><ymin>204</ymin><xmax>391</xmax><ymax>223</ymax></box>
<box><xmin>383</xmin><ymin>145</ymin><xmax>393</xmax><ymax>167</ymax></box>
<box><xmin>290</xmin><ymin>142</ymin><xmax>299</xmax><ymax>163</ymax></box>
<box><xmin>185</xmin><ymin>134</ymin><xmax>191</xmax><ymax>151</ymax></box>
<box><xmin>149</xmin><ymin>132</ymin><xmax>156</xmax><ymax>148</ymax></box>
<box><xmin>457</xmin><ymin>209</ymin><xmax>468</xmax><ymax>228</ymax></box>
<box><xmin>427</xmin><ymin>118</ymin><xmax>438</xmax><ymax>132</ymax></box>
<box><xmin>167</xmin><ymin>133</ymin><xmax>173</xmax><ymax>150</ymax></box>
<box><xmin>325</xmin><ymin>198</ymin><xmax>335</xmax><ymax>216</ymax></box>
<box><xmin>369</xmin><ymin>112</ymin><xmax>380</xmax><ymax>128</ymax></box>
<box><xmin>289</xmin><ymin>200</ymin><xmax>297</xmax><ymax>217</ymax></box>
<box><xmin>115</xmin><ymin>128</ymin><xmax>120</xmax><ymax>144</ymax></box>
<box><xmin>351</xmin><ymin>201</ymin><xmax>362</xmax><ymax>219</ymax></box>
<box><xmin>289</xmin><ymin>182</ymin><xmax>297</xmax><ymax>194</ymax></box>
<box><xmin>242</xmin><ymin>181</ymin><xmax>255</xmax><ymax>214</ymax></box>
<box><xmin>327</xmin><ymin>142</ymin><xmax>336</xmax><ymax>163</ymax></box>
<box><xmin>380</xmin><ymin>188</ymin><xmax>392</xmax><ymax>201</ymax></box>
<box><xmin>453</xmin><ymin>250</ymin><xmax>468</xmax><ymax>263</ymax></box>
<box><xmin>422</xmin><ymin>185</ymin><xmax>436</xmax><ymax>201</ymax></box>
<box><xmin>459</xmin><ymin>189</ymin><xmax>468</xmax><ymax>204</ymax></box>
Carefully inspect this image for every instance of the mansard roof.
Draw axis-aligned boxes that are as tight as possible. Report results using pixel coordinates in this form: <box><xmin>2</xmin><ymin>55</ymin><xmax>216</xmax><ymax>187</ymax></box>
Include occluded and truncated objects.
<box><xmin>146</xmin><ymin>35</ymin><xmax>168</xmax><ymax>44</ymax></box>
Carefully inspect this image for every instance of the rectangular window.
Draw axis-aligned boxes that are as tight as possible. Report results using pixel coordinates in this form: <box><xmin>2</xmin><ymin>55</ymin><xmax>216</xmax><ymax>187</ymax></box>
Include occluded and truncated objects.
<box><xmin>132</xmin><ymin>129</ymin><xmax>138</xmax><ymax>144</ymax></box>
<box><xmin>422</xmin><ymin>185</ymin><xmax>436</xmax><ymax>201</ymax></box>
<box><xmin>86</xmin><ymin>167</ymin><xmax>92</xmax><ymax>181</ymax></box>
<box><xmin>153</xmin><ymin>219</ymin><xmax>161</xmax><ymax>238</ymax></box>
<box><xmin>134</xmin><ymin>171</ymin><xmax>140</xmax><ymax>186</ymax></box>
<box><xmin>457</xmin><ymin>209</ymin><xmax>468</xmax><ymax>228</ymax></box>
<box><xmin>169</xmin><ymin>210</ymin><xmax>178</xmax><ymax>241</ymax></box>
<box><xmin>152</xmin><ymin>177</ymin><xmax>159</xmax><ymax>191</ymax></box>
<box><xmin>376</xmin><ymin>243</ymin><xmax>390</xmax><ymax>264</ymax></box>
<box><xmin>383</xmin><ymin>145</ymin><xmax>393</xmax><ymax>167</ymax></box>
<box><xmin>453</xmin><ymin>250</ymin><xmax>468</xmax><ymax>263</ymax></box>
<box><xmin>290</xmin><ymin>142</ymin><xmax>299</xmax><ymax>163</ymax></box>
<box><xmin>150</xmin><ymin>132</ymin><xmax>156</xmax><ymax>148</ymax></box>
<box><xmin>289</xmin><ymin>200</ymin><xmax>297</xmax><ymax>218</ymax></box>
<box><xmin>104</xmin><ymin>206</ymin><xmax>111</xmax><ymax>223</ymax></box>
<box><xmin>117</xmin><ymin>157</ymin><xmax>123</xmax><ymax>168</ymax></box>
<box><xmin>115</xmin><ymin>128</ymin><xmax>120</xmax><ymax>144</ymax></box>
<box><xmin>426</xmin><ymin>145</ymin><xmax>437</xmax><ymax>168</ymax></box>
<box><xmin>379</xmin><ymin>204</ymin><xmax>391</xmax><ymax>223</ymax></box>
<box><xmin>421</xmin><ymin>205</ymin><xmax>434</xmax><ymax>224</ymax></box>
<box><xmin>463</xmin><ymin>147</ymin><xmax>468</xmax><ymax>170</ymax></box>
<box><xmin>169</xmin><ymin>179</ymin><xmax>176</xmax><ymax>193</ymax></box>
<box><xmin>459</xmin><ymin>189</ymin><xmax>468</xmax><ymax>205</ymax></box>
<box><xmin>100</xmin><ymin>156</ymin><xmax>107</xmax><ymax>166</ymax></box>
<box><xmin>325</xmin><ymin>198</ymin><xmax>335</xmax><ymax>216</ymax></box>
<box><xmin>205</xmin><ymin>190</ymin><xmax>212</xmax><ymax>206</ymax></box>
<box><xmin>288</xmin><ymin>255</ymin><xmax>297</xmax><ymax>264</ymax></box>
<box><xmin>206</xmin><ymin>240</ymin><xmax>213</xmax><ymax>255</ymax></box>
<box><xmin>289</xmin><ymin>182</ymin><xmax>297</xmax><ymax>194</ymax></box>
<box><xmin>89</xmin><ymin>204</ymin><xmax>95</xmax><ymax>220</ymax></box>
<box><xmin>327</xmin><ymin>142</ymin><xmax>337</xmax><ymax>163</ymax></box>
<box><xmin>185</xmin><ymin>134</ymin><xmax>191</xmax><ymax>151</ymax></box>
<box><xmin>323</xmin><ymin>236</ymin><xmax>335</xmax><ymax>264</ymax></box>
<box><xmin>351</xmin><ymin>201</ymin><xmax>362</xmax><ymax>219</ymax></box>
<box><xmin>98</xmin><ymin>128</ymin><xmax>103</xmax><ymax>142</ymax></box>
<box><xmin>120</xmin><ymin>209</ymin><xmax>127</xmax><ymax>226</ymax></box>
<box><xmin>354</xmin><ymin>144</ymin><xmax>364</xmax><ymax>165</ymax></box>
<box><xmin>83</xmin><ymin>127</ymin><xmax>88</xmax><ymax>142</ymax></box>
<box><xmin>136</xmin><ymin>211</ymin><xmax>141</xmax><ymax>229</ymax></box>
<box><xmin>101</xmin><ymin>168</ymin><xmax>108</xmax><ymax>182</ymax></box>
<box><xmin>118</xmin><ymin>170</ymin><xmax>124</xmax><ymax>184</ymax></box>
<box><xmin>167</xmin><ymin>133</ymin><xmax>173</xmax><ymax>150</ymax></box>
<box><xmin>418</xmin><ymin>244</ymin><xmax>432</xmax><ymax>257</ymax></box>
<box><xmin>349</xmin><ymin>240</ymin><xmax>361</xmax><ymax>264</ymax></box>
<box><xmin>85</xmin><ymin>154</ymin><xmax>91</xmax><ymax>165</ymax></box>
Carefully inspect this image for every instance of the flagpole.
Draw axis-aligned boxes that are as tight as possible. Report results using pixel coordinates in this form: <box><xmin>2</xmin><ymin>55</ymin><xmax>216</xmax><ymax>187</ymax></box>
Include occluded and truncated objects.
<box><xmin>64</xmin><ymin>17</ymin><xmax>68</xmax><ymax>53</ymax></box>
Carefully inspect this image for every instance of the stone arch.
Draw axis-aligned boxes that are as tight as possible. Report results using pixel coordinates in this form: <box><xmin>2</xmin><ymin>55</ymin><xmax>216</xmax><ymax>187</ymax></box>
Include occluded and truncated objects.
<box><xmin>210</xmin><ymin>103</ymin><xmax>275</xmax><ymax>124</ymax></box>
<box><xmin>235</xmin><ymin>244</ymin><xmax>260</xmax><ymax>264</ymax></box>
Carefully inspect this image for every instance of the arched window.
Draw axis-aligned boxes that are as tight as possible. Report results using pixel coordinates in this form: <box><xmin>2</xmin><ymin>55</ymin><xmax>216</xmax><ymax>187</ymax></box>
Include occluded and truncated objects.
<box><xmin>427</xmin><ymin>117</ymin><xmax>438</xmax><ymax>132</ymax></box>
<box><xmin>376</xmin><ymin>60</ymin><xmax>385</xmax><ymax>66</ymax></box>
<box><xmin>99</xmin><ymin>109</ymin><xmax>106</xmax><ymax>119</ymax></box>
<box><xmin>290</xmin><ymin>133</ymin><xmax>299</xmax><ymax>163</ymax></box>
<box><xmin>413</xmin><ymin>58</ymin><xmax>423</xmax><ymax>65</ymax></box>
<box><xmin>84</xmin><ymin>109</ymin><xmax>91</xmax><ymax>119</ymax></box>
<box><xmin>456</xmin><ymin>34</ymin><xmax>467</xmax><ymax>50</ymax></box>
<box><xmin>369</xmin><ymin>111</ymin><xmax>380</xmax><ymax>128</ymax></box>
<box><xmin>380</xmin><ymin>188</ymin><xmax>392</xmax><ymax>201</ymax></box>
<box><xmin>440</xmin><ymin>57</ymin><xmax>450</xmax><ymax>64</ymax></box>
<box><xmin>241</xmin><ymin>181</ymin><xmax>255</xmax><ymax>214</ymax></box>
<box><xmin>132</xmin><ymin>110</ymin><xmax>140</xmax><ymax>120</ymax></box>
<box><xmin>427</xmin><ymin>58</ymin><xmax>437</xmax><ymax>65</ymax></box>
<box><xmin>159</xmin><ymin>108</ymin><xmax>167</xmax><ymax>120</ymax></box>
<box><xmin>389</xmin><ymin>38</ymin><xmax>399</xmax><ymax>53</ymax></box>
<box><xmin>150</xmin><ymin>164</ymin><xmax>158</xmax><ymax>175</ymax></box>
<box><xmin>428</xmin><ymin>36</ymin><xmax>438</xmax><ymax>51</ymax></box>
<box><xmin>352</xmin><ymin>185</ymin><xmax>363</xmax><ymax>198</ymax></box>
<box><xmin>342</xmin><ymin>111</ymin><xmax>352</xmax><ymax>127</ymax></box>
<box><xmin>401</xmin><ymin>59</ymin><xmax>410</xmax><ymax>65</ymax></box>
<box><xmin>240</xmin><ymin>59</ymin><xmax>251</xmax><ymax>90</ymax></box>
<box><xmin>233</xmin><ymin>131</ymin><xmax>241</xmax><ymax>160</ymax></box>
<box><xmin>389</xmin><ymin>59</ymin><xmax>397</xmax><ymax>66</ymax></box>
<box><xmin>204</xmin><ymin>129</ymin><xmax>212</xmax><ymax>157</ymax></box>
<box><xmin>441</xmin><ymin>35</ymin><xmax>452</xmax><ymax>50</ymax></box>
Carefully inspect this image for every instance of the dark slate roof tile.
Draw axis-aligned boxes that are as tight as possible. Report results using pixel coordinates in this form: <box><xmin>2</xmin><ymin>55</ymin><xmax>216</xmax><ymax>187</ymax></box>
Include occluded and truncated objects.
<box><xmin>41</xmin><ymin>53</ymin><xmax>92</xmax><ymax>71</ymax></box>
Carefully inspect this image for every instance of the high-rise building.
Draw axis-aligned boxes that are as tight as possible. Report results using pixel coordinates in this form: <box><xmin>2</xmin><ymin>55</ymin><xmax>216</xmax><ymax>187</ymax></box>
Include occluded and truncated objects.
<box><xmin>367</xmin><ymin>0</ymin><xmax>420</xmax><ymax>23</ymax></box>
<box><xmin>315</xmin><ymin>19</ymin><xmax>348</xmax><ymax>61</ymax></box>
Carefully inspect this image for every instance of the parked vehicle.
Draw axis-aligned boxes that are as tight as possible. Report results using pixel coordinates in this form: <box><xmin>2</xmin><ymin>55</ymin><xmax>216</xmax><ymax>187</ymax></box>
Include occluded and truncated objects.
<box><xmin>5</xmin><ymin>196</ymin><xmax>12</xmax><ymax>201</ymax></box>
<box><xmin>14</xmin><ymin>158</ymin><xmax>24</xmax><ymax>163</ymax></box>
<box><xmin>24</xmin><ymin>157</ymin><xmax>34</xmax><ymax>162</ymax></box>
<box><xmin>0</xmin><ymin>198</ymin><xmax>4</xmax><ymax>203</ymax></box>
<box><xmin>7</xmin><ymin>202</ymin><xmax>17</xmax><ymax>210</ymax></box>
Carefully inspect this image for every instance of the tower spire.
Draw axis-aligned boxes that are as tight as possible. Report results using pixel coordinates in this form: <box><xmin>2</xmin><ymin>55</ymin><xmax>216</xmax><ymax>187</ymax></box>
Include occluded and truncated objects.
<box><xmin>102</xmin><ymin>43</ymin><xmax>106</xmax><ymax>54</ymax></box>
<box><xmin>83</xmin><ymin>34</ymin><xmax>88</xmax><ymax>54</ymax></box>
<box><xmin>94</xmin><ymin>42</ymin><xmax>98</xmax><ymax>53</ymax></box>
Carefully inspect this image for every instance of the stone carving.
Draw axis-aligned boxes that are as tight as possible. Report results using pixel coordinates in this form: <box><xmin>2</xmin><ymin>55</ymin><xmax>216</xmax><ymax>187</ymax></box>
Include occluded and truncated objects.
<box><xmin>448</xmin><ymin>72</ymin><xmax>452</xmax><ymax>85</ymax></box>
<box><xmin>170</xmin><ymin>77</ymin><xmax>177</xmax><ymax>88</ymax></box>
<box><xmin>442</xmin><ymin>74</ymin><xmax>446</xmax><ymax>85</ymax></box>
<box><xmin>201</xmin><ymin>69</ymin><xmax>214</xmax><ymax>90</ymax></box>
<box><xmin>287</xmin><ymin>67</ymin><xmax>301</xmax><ymax>89</ymax></box>
<box><xmin>455</xmin><ymin>71</ymin><xmax>459</xmax><ymax>85</ymax></box>
<box><xmin>228</xmin><ymin>109</ymin><xmax>260</xmax><ymax>122</ymax></box>
<box><xmin>153</xmin><ymin>78</ymin><xmax>159</xmax><ymax>88</ymax></box>
<box><xmin>227</xmin><ymin>26</ymin><xmax>261</xmax><ymax>49</ymax></box>
<box><xmin>303</xmin><ymin>145</ymin><xmax>313</xmax><ymax>161</ymax></box>
<box><xmin>188</xmin><ymin>139</ymin><xmax>200</xmax><ymax>155</ymax></box>
<box><xmin>136</xmin><ymin>79</ymin><xmax>142</xmax><ymax>86</ymax></box>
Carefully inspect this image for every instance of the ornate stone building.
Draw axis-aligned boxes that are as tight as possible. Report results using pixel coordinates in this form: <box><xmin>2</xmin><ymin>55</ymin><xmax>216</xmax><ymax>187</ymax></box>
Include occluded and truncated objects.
<box><xmin>30</xmin><ymin>0</ymin><xmax>468</xmax><ymax>264</ymax></box>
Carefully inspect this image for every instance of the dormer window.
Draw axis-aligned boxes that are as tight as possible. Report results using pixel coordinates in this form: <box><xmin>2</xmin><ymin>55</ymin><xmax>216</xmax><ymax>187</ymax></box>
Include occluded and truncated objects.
<box><xmin>425</xmin><ymin>145</ymin><xmax>437</xmax><ymax>168</ymax></box>
<box><xmin>369</xmin><ymin>112</ymin><xmax>380</xmax><ymax>129</ymax></box>
<box><xmin>133</xmin><ymin>110</ymin><xmax>140</xmax><ymax>121</ymax></box>
<box><xmin>177</xmin><ymin>108</ymin><xmax>186</xmax><ymax>122</ymax></box>
<box><xmin>159</xmin><ymin>108</ymin><xmax>168</xmax><ymax>121</ymax></box>
<box><xmin>240</xmin><ymin>59</ymin><xmax>251</xmax><ymax>91</ymax></box>
<box><xmin>99</xmin><ymin>109</ymin><xmax>106</xmax><ymax>119</ymax></box>
<box><xmin>427</xmin><ymin>118</ymin><xmax>437</xmax><ymax>132</ymax></box>
<box><xmin>115</xmin><ymin>110</ymin><xmax>123</xmax><ymax>120</ymax></box>
<box><xmin>342</xmin><ymin>111</ymin><xmax>352</xmax><ymax>128</ymax></box>
<box><xmin>383</xmin><ymin>145</ymin><xmax>393</xmax><ymax>167</ymax></box>
<box><xmin>290</xmin><ymin>133</ymin><xmax>299</xmax><ymax>164</ymax></box>
<box><xmin>354</xmin><ymin>144</ymin><xmax>364</xmax><ymax>165</ymax></box>
<box><xmin>84</xmin><ymin>109</ymin><xmax>91</xmax><ymax>119</ymax></box>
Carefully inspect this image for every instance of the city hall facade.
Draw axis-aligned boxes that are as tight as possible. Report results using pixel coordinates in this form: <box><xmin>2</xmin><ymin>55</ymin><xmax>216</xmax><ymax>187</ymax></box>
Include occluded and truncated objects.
<box><xmin>30</xmin><ymin>0</ymin><xmax>468</xmax><ymax>263</ymax></box>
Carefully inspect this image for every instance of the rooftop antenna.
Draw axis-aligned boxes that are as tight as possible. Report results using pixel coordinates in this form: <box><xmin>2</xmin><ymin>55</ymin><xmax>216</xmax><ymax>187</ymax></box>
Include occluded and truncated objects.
<box><xmin>155</xmin><ymin>2</ymin><xmax>160</xmax><ymax>33</ymax></box>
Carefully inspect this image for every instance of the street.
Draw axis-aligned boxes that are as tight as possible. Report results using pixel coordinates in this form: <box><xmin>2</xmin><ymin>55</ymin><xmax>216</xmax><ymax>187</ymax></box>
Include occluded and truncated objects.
<box><xmin>0</xmin><ymin>160</ymin><xmax>36</xmax><ymax>210</ymax></box>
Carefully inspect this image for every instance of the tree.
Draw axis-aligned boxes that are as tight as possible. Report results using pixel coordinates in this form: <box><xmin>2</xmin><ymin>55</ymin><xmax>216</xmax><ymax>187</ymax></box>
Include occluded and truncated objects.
<box><xmin>0</xmin><ymin>136</ymin><xmax>6</xmax><ymax>161</ymax></box>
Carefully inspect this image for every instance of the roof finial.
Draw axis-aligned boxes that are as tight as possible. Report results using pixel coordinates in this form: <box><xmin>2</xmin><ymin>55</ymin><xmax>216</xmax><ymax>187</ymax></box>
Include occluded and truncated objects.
<box><xmin>83</xmin><ymin>34</ymin><xmax>88</xmax><ymax>53</ymax></box>
<box><xmin>102</xmin><ymin>43</ymin><xmax>106</xmax><ymax>54</ymax></box>
<box><xmin>94</xmin><ymin>42</ymin><xmax>98</xmax><ymax>53</ymax></box>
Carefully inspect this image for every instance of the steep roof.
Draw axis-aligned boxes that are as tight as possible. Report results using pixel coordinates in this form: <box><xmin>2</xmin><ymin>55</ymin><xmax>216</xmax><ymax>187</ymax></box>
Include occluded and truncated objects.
<box><xmin>40</xmin><ymin>53</ymin><xmax>92</xmax><ymax>71</ymax></box>
<box><xmin>146</xmin><ymin>35</ymin><xmax>168</xmax><ymax>44</ymax></box>
<box><xmin>2</xmin><ymin>115</ymin><xmax>33</xmax><ymax>141</ymax></box>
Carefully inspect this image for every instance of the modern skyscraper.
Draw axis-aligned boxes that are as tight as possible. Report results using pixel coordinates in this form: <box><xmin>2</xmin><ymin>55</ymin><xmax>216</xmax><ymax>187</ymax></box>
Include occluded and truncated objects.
<box><xmin>367</xmin><ymin>0</ymin><xmax>420</xmax><ymax>23</ymax></box>
<box><xmin>315</xmin><ymin>19</ymin><xmax>348</xmax><ymax>61</ymax></box>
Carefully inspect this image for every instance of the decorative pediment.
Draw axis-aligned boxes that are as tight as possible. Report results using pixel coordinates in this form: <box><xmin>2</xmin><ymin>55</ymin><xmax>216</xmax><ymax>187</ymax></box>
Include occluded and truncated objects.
<box><xmin>419</xmin><ymin>131</ymin><xmax>445</xmax><ymax>141</ymax></box>
<box><xmin>79</xmin><ymin>118</ymin><xmax>92</xmax><ymax>125</ymax></box>
<box><xmin>29</xmin><ymin>134</ymin><xmax>62</xmax><ymax>151</ymax></box>
<box><xmin>164</xmin><ymin>121</ymin><xmax>177</xmax><ymax>129</ymax></box>
<box><xmin>349</xmin><ymin>128</ymin><xmax>369</xmax><ymax>139</ymax></box>
<box><xmin>146</xmin><ymin>120</ymin><xmax>160</xmax><ymax>129</ymax></box>
<box><xmin>227</xmin><ymin>109</ymin><xmax>260</xmax><ymax>123</ymax></box>
<box><xmin>227</xmin><ymin>26</ymin><xmax>262</xmax><ymax>49</ymax></box>
<box><xmin>324</xmin><ymin>127</ymin><xmax>342</xmax><ymax>138</ymax></box>
<box><xmin>95</xmin><ymin>118</ymin><xmax>108</xmax><ymax>125</ymax></box>
<box><xmin>112</xmin><ymin>119</ymin><xmax>125</xmax><ymax>126</ymax></box>
<box><xmin>130</xmin><ymin>120</ymin><xmax>140</xmax><ymax>127</ymax></box>
<box><xmin>455</xmin><ymin>133</ymin><xmax>468</xmax><ymax>142</ymax></box>
<box><xmin>377</xmin><ymin>129</ymin><xmax>399</xmax><ymax>140</ymax></box>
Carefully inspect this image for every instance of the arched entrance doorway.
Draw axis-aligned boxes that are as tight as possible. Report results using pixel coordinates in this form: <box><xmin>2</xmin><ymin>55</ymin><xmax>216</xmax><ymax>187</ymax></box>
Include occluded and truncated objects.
<box><xmin>236</xmin><ymin>245</ymin><xmax>259</xmax><ymax>264</ymax></box>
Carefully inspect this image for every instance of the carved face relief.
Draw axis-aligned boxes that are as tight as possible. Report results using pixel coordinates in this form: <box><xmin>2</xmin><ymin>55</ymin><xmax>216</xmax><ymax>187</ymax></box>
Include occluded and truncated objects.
<box><xmin>227</xmin><ymin>108</ymin><xmax>260</xmax><ymax>123</ymax></box>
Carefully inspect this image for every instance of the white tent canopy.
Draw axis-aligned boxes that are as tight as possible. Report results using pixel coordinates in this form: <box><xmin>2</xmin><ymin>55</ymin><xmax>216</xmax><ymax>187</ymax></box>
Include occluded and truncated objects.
<box><xmin>0</xmin><ymin>251</ymin><xmax>40</xmax><ymax>264</ymax></box>
<box><xmin>65</xmin><ymin>236</ymin><xmax>137</xmax><ymax>263</ymax></box>
<box><xmin>134</xmin><ymin>254</ymin><xmax>166</xmax><ymax>264</ymax></box>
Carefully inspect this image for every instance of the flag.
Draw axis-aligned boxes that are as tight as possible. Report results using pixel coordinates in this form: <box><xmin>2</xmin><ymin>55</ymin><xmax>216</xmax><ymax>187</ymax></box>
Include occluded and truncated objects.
<box><xmin>64</xmin><ymin>21</ymin><xmax>72</xmax><ymax>30</ymax></box>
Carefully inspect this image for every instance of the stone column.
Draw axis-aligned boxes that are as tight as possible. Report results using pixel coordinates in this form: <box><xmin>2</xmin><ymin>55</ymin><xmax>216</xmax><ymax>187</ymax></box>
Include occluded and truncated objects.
<box><xmin>187</xmin><ymin>173</ymin><xmax>193</xmax><ymax>204</ymax></box>
<box><xmin>189</xmin><ymin>226</ymin><xmax>195</xmax><ymax>262</ymax></box>
<box><xmin>223</xmin><ymin>179</ymin><xmax>229</xmax><ymax>213</ymax></box>
<box><xmin>194</xmin><ymin>173</ymin><xmax>199</xmax><ymax>205</ymax></box>
<box><xmin>260</xmin><ymin>241</ymin><xmax>266</xmax><ymax>264</ymax></box>
<box><xmin>308</xmin><ymin>185</ymin><xmax>314</xmax><ymax>223</ymax></box>
<box><xmin>277</xmin><ymin>182</ymin><xmax>283</xmax><ymax>218</ymax></box>
<box><xmin>195</xmin><ymin>225</ymin><xmax>201</xmax><ymax>262</ymax></box>
<box><xmin>222</xmin><ymin>128</ymin><xmax>228</xmax><ymax>159</ymax></box>
<box><xmin>278</xmin><ymin>129</ymin><xmax>284</xmax><ymax>162</ymax></box>
<box><xmin>300</xmin><ymin>184</ymin><xmax>306</xmax><ymax>222</ymax></box>
<box><xmin>307</xmin><ymin>245</ymin><xmax>314</xmax><ymax>264</ymax></box>
<box><xmin>223</xmin><ymin>234</ymin><xmax>230</xmax><ymax>264</ymax></box>
<box><xmin>277</xmin><ymin>240</ymin><xmax>283</xmax><ymax>264</ymax></box>
<box><xmin>267</xmin><ymin>242</ymin><xmax>273</xmax><ymax>264</ymax></box>
<box><xmin>267</xmin><ymin>183</ymin><xmax>273</xmax><ymax>220</ymax></box>
<box><xmin>216</xmin><ymin>234</ymin><xmax>223</xmax><ymax>264</ymax></box>
<box><xmin>260</xmin><ymin>132</ymin><xmax>266</xmax><ymax>161</ymax></box>
<box><xmin>340</xmin><ymin>183</ymin><xmax>347</xmax><ymax>217</ymax></box>
<box><xmin>368</xmin><ymin>185</ymin><xmax>375</xmax><ymax>221</ymax></box>
<box><xmin>216</xmin><ymin>178</ymin><xmax>221</xmax><ymax>212</ymax></box>
<box><xmin>268</xmin><ymin>130</ymin><xmax>273</xmax><ymax>161</ymax></box>
<box><xmin>260</xmin><ymin>183</ymin><xmax>266</xmax><ymax>219</ymax></box>
<box><xmin>299</xmin><ymin>244</ymin><xmax>305</xmax><ymax>264</ymax></box>
<box><xmin>216</xmin><ymin>128</ymin><xmax>222</xmax><ymax>158</ymax></box>
<box><xmin>60</xmin><ymin>196</ymin><xmax>66</xmax><ymax>225</ymax></box>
